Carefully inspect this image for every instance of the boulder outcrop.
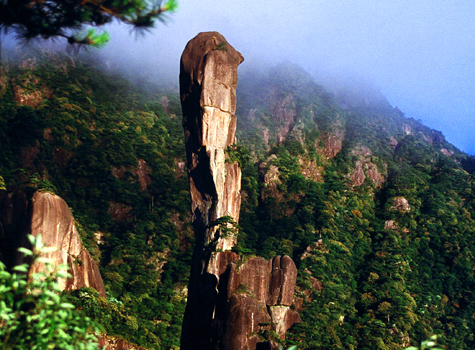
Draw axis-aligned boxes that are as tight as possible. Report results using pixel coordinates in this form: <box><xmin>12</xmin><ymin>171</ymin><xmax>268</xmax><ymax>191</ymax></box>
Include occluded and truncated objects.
<box><xmin>28</xmin><ymin>191</ymin><xmax>106</xmax><ymax>295</ymax></box>
<box><xmin>349</xmin><ymin>146</ymin><xmax>385</xmax><ymax>187</ymax></box>
<box><xmin>224</xmin><ymin>256</ymin><xmax>301</xmax><ymax>344</ymax></box>
<box><xmin>0</xmin><ymin>189</ymin><xmax>105</xmax><ymax>297</ymax></box>
<box><xmin>98</xmin><ymin>334</ymin><xmax>148</xmax><ymax>350</ymax></box>
<box><xmin>180</xmin><ymin>32</ymin><xmax>300</xmax><ymax>350</ymax></box>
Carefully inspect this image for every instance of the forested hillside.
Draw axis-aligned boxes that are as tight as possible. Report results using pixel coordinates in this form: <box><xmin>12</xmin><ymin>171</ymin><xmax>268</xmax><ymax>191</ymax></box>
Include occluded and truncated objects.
<box><xmin>236</xmin><ymin>63</ymin><xmax>475</xmax><ymax>350</ymax></box>
<box><xmin>0</xmin><ymin>49</ymin><xmax>192</xmax><ymax>349</ymax></box>
<box><xmin>1</xmin><ymin>49</ymin><xmax>475</xmax><ymax>349</ymax></box>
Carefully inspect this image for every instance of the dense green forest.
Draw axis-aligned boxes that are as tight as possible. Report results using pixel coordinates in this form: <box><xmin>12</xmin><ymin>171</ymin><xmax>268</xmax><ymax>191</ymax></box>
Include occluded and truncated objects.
<box><xmin>1</xmin><ymin>49</ymin><xmax>475</xmax><ymax>349</ymax></box>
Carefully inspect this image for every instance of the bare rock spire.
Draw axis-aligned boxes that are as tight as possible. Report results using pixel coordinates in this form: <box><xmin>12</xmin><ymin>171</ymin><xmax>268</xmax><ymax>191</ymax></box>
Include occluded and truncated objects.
<box><xmin>180</xmin><ymin>31</ymin><xmax>244</xmax><ymax>350</ymax></box>
<box><xmin>180</xmin><ymin>32</ymin><xmax>300</xmax><ymax>350</ymax></box>
<box><xmin>180</xmin><ymin>31</ymin><xmax>244</xmax><ymax>251</ymax></box>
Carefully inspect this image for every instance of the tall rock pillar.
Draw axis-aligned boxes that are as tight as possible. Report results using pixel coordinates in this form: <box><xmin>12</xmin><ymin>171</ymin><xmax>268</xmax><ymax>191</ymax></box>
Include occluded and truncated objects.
<box><xmin>180</xmin><ymin>32</ymin><xmax>244</xmax><ymax>350</ymax></box>
<box><xmin>180</xmin><ymin>32</ymin><xmax>301</xmax><ymax>350</ymax></box>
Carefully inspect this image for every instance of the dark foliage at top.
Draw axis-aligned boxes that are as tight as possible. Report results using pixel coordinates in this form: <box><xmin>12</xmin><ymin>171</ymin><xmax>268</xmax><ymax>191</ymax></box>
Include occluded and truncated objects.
<box><xmin>0</xmin><ymin>0</ymin><xmax>178</xmax><ymax>47</ymax></box>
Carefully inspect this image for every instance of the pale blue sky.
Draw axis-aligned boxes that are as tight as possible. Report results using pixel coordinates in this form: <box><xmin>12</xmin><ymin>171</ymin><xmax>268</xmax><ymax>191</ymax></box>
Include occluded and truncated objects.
<box><xmin>100</xmin><ymin>1</ymin><xmax>475</xmax><ymax>153</ymax></box>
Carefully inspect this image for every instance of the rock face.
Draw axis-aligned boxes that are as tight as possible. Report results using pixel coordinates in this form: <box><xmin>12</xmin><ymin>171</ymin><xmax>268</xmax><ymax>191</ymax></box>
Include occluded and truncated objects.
<box><xmin>0</xmin><ymin>189</ymin><xmax>29</xmax><ymax>269</ymax></box>
<box><xmin>28</xmin><ymin>191</ymin><xmax>106</xmax><ymax>295</ymax></box>
<box><xmin>180</xmin><ymin>31</ymin><xmax>244</xmax><ymax>350</ymax></box>
<box><xmin>180</xmin><ymin>31</ymin><xmax>244</xmax><ymax>251</ymax></box>
<box><xmin>349</xmin><ymin>146</ymin><xmax>385</xmax><ymax>188</ymax></box>
<box><xmin>12</xmin><ymin>73</ymin><xmax>54</xmax><ymax>108</ymax></box>
<box><xmin>321</xmin><ymin>120</ymin><xmax>345</xmax><ymax>158</ymax></box>
<box><xmin>0</xmin><ymin>189</ymin><xmax>105</xmax><ymax>297</ymax></box>
<box><xmin>180</xmin><ymin>32</ymin><xmax>300</xmax><ymax>350</ymax></box>
<box><xmin>223</xmin><ymin>256</ymin><xmax>301</xmax><ymax>349</ymax></box>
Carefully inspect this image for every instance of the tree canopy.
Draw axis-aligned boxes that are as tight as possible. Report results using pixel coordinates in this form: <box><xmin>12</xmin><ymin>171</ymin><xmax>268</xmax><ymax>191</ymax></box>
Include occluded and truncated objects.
<box><xmin>0</xmin><ymin>0</ymin><xmax>178</xmax><ymax>47</ymax></box>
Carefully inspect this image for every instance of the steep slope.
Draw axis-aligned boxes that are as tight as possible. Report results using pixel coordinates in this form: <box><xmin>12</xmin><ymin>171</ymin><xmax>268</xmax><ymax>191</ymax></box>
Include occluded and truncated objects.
<box><xmin>0</xmin><ymin>189</ymin><xmax>106</xmax><ymax>295</ymax></box>
<box><xmin>235</xmin><ymin>62</ymin><xmax>475</xmax><ymax>349</ymax></box>
<box><xmin>0</xmin><ymin>50</ymin><xmax>192</xmax><ymax>349</ymax></box>
<box><xmin>1</xmin><ymin>48</ymin><xmax>475</xmax><ymax>350</ymax></box>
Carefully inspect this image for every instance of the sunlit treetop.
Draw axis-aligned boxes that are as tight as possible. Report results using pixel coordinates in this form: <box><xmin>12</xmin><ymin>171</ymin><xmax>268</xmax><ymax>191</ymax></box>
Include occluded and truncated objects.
<box><xmin>0</xmin><ymin>0</ymin><xmax>179</xmax><ymax>47</ymax></box>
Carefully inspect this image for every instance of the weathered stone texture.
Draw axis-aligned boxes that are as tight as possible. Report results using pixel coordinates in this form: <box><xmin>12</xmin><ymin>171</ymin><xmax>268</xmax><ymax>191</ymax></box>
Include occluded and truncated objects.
<box><xmin>180</xmin><ymin>32</ymin><xmax>245</xmax><ymax>350</ymax></box>
<box><xmin>224</xmin><ymin>256</ymin><xmax>301</xmax><ymax>343</ymax></box>
<box><xmin>349</xmin><ymin>146</ymin><xmax>385</xmax><ymax>188</ymax></box>
<box><xmin>268</xmin><ymin>305</ymin><xmax>301</xmax><ymax>338</ymax></box>
<box><xmin>11</xmin><ymin>74</ymin><xmax>54</xmax><ymax>108</ymax></box>
<box><xmin>28</xmin><ymin>192</ymin><xmax>106</xmax><ymax>296</ymax></box>
<box><xmin>322</xmin><ymin>121</ymin><xmax>345</xmax><ymax>158</ymax></box>
<box><xmin>265</xmin><ymin>91</ymin><xmax>297</xmax><ymax>144</ymax></box>
<box><xmin>0</xmin><ymin>189</ymin><xmax>105</xmax><ymax>297</ymax></box>
<box><xmin>391</xmin><ymin>196</ymin><xmax>411</xmax><ymax>213</ymax></box>
<box><xmin>180</xmin><ymin>32</ymin><xmax>300</xmax><ymax>350</ymax></box>
<box><xmin>267</xmin><ymin>255</ymin><xmax>298</xmax><ymax>306</ymax></box>
<box><xmin>228</xmin><ymin>257</ymin><xmax>270</xmax><ymax>305</ymax></box>
<box><xmin>98</xmin><ymin>335</ymin><xmax>148</xmax><ymax>350</ymax></box>
<box><xmin>222</xmin><ymin>294</ymin><xmax>271</xmax><ymax>350</ymax></box>
<box><xmin>180</xmin><ymin>31</ymin><xmax>244</xmax><ymax>251</ymax></box>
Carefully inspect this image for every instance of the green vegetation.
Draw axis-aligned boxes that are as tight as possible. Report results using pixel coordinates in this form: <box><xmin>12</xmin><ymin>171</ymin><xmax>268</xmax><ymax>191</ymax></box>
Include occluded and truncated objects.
<box><xmin>406</xmin><ymin>335</ymin><xmax>442</xmax><ymax>350</ymax></box>
<box><xmin>226</xmin><ymin>144</ymin><xmax>251</xmax><ymax>167</ymax></box>
<box><xmin>213</xmin><ymin>42</ymin><xmax>228</xmax><ymax>52</ymax></box>
<box><xmin>1</xmin><ymin>51</ymin><xmax>475</xmax><ymax>349</ymax></box>
<box><xmin>0</xmin><ymin>235</ymin><xmax>100</xmax><ymax>350</ymax></box>
<box><xmin>0</xmin><ymin>50</ymin><xmax>191</xmax><ymax>349</ymax></box>
<box><xmin>236</xmin><ymin>62</ymin><xmax>475</xmax><ymax>349</ymax></box>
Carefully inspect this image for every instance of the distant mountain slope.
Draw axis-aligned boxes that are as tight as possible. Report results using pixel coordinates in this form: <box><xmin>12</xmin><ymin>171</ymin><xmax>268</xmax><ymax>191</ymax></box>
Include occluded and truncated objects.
<box><xmin>1</xmin><ymin>51</ymin><xmax>475</xmax><ymax>349</ymax></box>
<box><xmin>235</xmin><ymin>62</ymin><xmax>475</xmax><ymax>349</ymax></box>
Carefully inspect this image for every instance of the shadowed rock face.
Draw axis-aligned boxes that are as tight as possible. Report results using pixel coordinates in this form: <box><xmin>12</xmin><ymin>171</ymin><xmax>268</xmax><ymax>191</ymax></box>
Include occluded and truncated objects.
<box><xmin>0</xmin><ymin>190</ymin><xmax>105</xmax><ymax>297</ymax></box>
<box><xmin>224</xmin><ymin>256</ymin><xmax>301</xmax><ymax>347</ymax></box>
<box><xmin>0</xmin><ymin>189</ymin><xmax>29</xmax><ymax>269</ymax></box>
<box><xmin>180</xmin><ymin>32</ymin><xmax>300</xmax><ymax>350</ymax></box>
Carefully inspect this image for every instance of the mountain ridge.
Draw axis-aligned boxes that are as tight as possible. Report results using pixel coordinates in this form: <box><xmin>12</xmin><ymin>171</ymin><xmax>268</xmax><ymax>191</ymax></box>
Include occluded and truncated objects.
<box><xmin>1</xmin><ymin>49</ymin><xmax>475</xmax><ymax>349</ymax></box>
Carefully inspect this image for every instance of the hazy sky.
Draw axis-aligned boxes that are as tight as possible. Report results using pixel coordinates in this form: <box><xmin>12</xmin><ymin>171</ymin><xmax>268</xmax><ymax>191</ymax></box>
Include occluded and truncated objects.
<box><xmin>100</xmin><ymin>1</ymin><xmax>474</xmax><ymax>154</ymax></box>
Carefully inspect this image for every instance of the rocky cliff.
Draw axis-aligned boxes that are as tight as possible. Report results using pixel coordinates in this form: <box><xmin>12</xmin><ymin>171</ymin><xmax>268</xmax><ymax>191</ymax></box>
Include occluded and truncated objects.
<box><xmin>180</xmin><ymin>32</ymin><xmax>300</xmax><ymax>350</ymax></box>
<box><xmin>180</xmin><ymin>30</ymin><xmax>243</xmax><ymax>350</ymax></box>
<box><xmin>0</xmin><ymin>189</ymin><xmax>105</xmax><ymax>296</ymax></box>
<box><xmin>180</xmin><ymin>31</ymin><xmax>244</xmax><ymax>252</ymax></box>
<box><xmin>222</xmin><ymin>256</ymin><xmax>301</xmax><ymax>350</ymax></box>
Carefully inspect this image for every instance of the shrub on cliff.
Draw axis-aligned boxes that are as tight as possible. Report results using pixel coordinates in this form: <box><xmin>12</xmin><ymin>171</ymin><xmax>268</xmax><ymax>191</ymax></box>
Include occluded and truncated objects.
<box><xmin>0</xmin><ymin>235</ymin><xmax>101</xmax><ymax>350</ymax></box>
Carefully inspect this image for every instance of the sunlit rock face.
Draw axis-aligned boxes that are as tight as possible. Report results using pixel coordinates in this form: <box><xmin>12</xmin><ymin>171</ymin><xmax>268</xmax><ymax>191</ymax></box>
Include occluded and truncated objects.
<box><xmin>98</xmin><ymin>335</ymin><xmax>147</xmax><ymax>350</ymax></box>
<box><xmin>180</xmin><ymin>32</ymin><xmax>300</xmax><ymax>350</ymax></box>
<box><xmin>180</xmin><ymin>31</ymin><xmax>244</xmax><ymax>350</ymax></box>
<box><xmin>180</xmin><ymin>31</ymin><xmax>244</xmax><ymax>252</ymax></box>
<box><xmin>0</xmin><ymin>190</ymin><xmax>105</xmax><ymax>297</ymax></box>
<box><xmin>223</xmin><ymin>256</ymin><xmax>302</xmax><ymax>348</ymax></box>
<box><xmin>28</xmin><ymin>191</ymin><xmax>106</xmax><ymax>296</ymax></box>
